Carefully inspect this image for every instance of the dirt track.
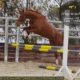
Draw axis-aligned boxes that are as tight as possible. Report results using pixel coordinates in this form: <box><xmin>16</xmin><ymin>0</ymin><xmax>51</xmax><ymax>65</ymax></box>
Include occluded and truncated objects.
<box><xmin>0</xmin><ymin>61</ymin><xmax>80</xmax><ymax>80</ymax></box>
<box><xmin>0</xmin><ymin>51</ymin><xmax>80</xmax><ymax>80</ymax></box>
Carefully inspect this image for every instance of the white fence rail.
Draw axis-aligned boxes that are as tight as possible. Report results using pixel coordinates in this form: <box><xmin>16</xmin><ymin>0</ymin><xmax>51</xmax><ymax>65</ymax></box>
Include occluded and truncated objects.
<box><xmin>0</xmin><ymin>18</ymin><xmax>80</xmax><ymax>39</ymax></box>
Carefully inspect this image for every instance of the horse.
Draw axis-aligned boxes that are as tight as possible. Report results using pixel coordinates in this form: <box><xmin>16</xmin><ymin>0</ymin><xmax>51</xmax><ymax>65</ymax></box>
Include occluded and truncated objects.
<box><xmin>16</xmin><ymin>9</ymin><xmax>63</xmax><ymax>65</ymax></box>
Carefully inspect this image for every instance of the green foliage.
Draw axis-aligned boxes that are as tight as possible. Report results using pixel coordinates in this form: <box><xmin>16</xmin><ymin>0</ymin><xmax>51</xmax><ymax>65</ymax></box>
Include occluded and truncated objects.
<box><xmin>22</xmin><ymin>36</ymin><xmax>29</xmax><ymax>44</ymax></box>
<box><xmin>69</xmin><ymin>39</ymin><xmax>80</xmax><ymax>45</ymax></box>
<box><xmin>30</xmin><ymin>37</ymin><xmax>37</xmax><ymax>44</ymax></box>
<box><xmin>69</xmin><ymin>39</ymin><xmax>76</xmax><ymax>44</ymax></box>
<box><xmin>22</xmin><ymin>36</ymin><xmax>38</xmax><ymax>44</ymax></box>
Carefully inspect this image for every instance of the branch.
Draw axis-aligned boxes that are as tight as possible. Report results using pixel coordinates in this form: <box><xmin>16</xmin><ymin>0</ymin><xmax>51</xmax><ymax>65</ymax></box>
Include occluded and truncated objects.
<box><xmin>55</xmin><ymin>0</ymin><xmax>63</xmax><ymax>6</ymax></box>
<box><xmin>55</xmin><ymin>0</ymin><xmax>60</xmax><ymax>5</ymax></box>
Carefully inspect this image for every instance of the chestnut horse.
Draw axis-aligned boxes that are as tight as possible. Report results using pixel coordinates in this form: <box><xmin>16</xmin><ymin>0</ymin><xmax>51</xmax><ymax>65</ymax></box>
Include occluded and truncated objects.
<box><xmin>16</xmin><ymin>9</ymin><xmax>63</xmax><ymax>65</ymax></box>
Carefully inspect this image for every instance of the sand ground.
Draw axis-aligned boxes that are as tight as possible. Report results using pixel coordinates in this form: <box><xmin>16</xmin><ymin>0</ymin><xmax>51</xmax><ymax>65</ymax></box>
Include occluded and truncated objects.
<box><xmin>0</xmin><ymin>61</ymin><xmax>80</xmax><ymax>80</ymax></box>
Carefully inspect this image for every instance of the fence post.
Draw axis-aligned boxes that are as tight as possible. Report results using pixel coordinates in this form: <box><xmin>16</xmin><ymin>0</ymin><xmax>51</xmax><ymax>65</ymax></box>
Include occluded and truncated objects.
<box><xmin>55</xmin><ymin>25</ymin><xmax>73</xmax><ymax>80</ymax></box>
<box><xmin>15</xmin><ymin>27</ymin><xmax>20</xmax><ymax>62</ymax></box>
<box><xmin>4</xmin><ymin>17</ymin><xmax>8</xmax><ymax>62</ymax></box>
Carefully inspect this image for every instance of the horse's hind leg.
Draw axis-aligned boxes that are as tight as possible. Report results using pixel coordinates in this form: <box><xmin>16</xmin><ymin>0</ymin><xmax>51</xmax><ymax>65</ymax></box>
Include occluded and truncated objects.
<box><xmin>50</xmin><ymin>40</ymin><xmax>59</xmax><ymax>66</ymax></box>
<box><xmin>54</xmin><ymin>53</ymin><xmax>59</xmax><ymax>65</ymax></box>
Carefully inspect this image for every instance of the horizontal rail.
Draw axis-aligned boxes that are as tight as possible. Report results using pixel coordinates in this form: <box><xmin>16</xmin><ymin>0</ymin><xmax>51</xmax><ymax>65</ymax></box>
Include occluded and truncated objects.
<box><xmin>0</xmin><ymin>33</ymin><xmax>80</xmax><ymax>39</ymax></box>
<box><xmin>0</xmin><ymin>17</ymin><xmax>62</xmax><ymax>23</ymax></box>
<box><xmin>9</xmin><ymin>43</ymin><xmax>62</xmax><ymax>49</ymax></box>
<box><xmin>0</xmin><ymin>33</ymin><xmax>17</xmax><ymax>36</ymax></box>
<box><xmin>47</xmin><ymin>20</ymin><xmax>62</xmax><ymax>24</ymax></box>
<box><xmin>0</xmin><ymin>25</ymin><xmax>80</xmax><ymax>32</ymax></box>
<box><xmin>0</xmin><ymin>25</ymin><xmax>5</xmax><ymax>28</ymax></box>
<box><xmin>69</xmin><ymin>36</ymin><xmax>80</xmax><ymax>39</ymax></box>
<box><xmin>0</xmin><ymin>25</ymin><xmax>24</xmax><ymax>28</ymax></box>
<box><xmin>0</xmin><ymin>17</ymin><xmax>17</xmax><ymax>20</ymax></box>
<box><xmin>56</xmin><ymin>28</ymin><xmax>80</xmax><ymax>32</ymax></box>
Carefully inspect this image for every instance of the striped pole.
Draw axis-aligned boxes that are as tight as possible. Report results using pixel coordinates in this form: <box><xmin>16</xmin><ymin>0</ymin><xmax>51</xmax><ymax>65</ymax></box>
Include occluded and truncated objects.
<box><xmin>9</xmin><ymin>43</ymin><xmax>80</xmax><ymax>53</ymax></box>
<box><xmin>9</xmin><ymin>43</ymin><xmax>62</xmax><ymax>49</ymax></box>
<box><xmin>9</xmin><ymin>43</ymin><xmax>63</xmax><ymax>53</ymax></box>
<box><xmin>39</xmin><ymin>65</ymin><xmax>76</xmax><ymax>73</ymax></box>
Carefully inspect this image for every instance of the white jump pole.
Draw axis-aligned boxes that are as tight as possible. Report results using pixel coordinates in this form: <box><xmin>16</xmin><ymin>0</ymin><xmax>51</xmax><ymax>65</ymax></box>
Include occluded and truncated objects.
<box><xmin>74</xmin><ymin>69</ymin><xmax>80</xmax><ymax>78</ymax></box>
<box><xmin>15</xmin><ymin>27</ymin><xmax>20</xmax><ymax>62</ymax></box>
<box><xmin>55</xmin><ymin>25</ymin><xmax>73</xmax><ymax>80</ymax></box>
<box><xmin>4</xmin><ymin>17</ymin><xmax>8</xmax><ymax>62</ymax></box>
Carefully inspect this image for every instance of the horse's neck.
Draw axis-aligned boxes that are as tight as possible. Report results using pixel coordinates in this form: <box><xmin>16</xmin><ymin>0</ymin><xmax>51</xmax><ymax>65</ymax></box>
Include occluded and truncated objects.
<box><xmin>27</xmin><ymin>12</ymin><xmax>41</xmax><ymax>19</ymax></box>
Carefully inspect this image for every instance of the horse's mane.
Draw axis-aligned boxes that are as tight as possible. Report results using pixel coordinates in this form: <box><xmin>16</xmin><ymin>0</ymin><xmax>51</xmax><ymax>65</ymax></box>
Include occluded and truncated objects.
<box><xmin>26</xmin><ymin>9</ymin><xmax>46</xmax><ymax>18</ymax></box>
<box><xmin>27</xmin><ymin>9</ymin><xmax>41</xmax><ymax>15</ymax></box>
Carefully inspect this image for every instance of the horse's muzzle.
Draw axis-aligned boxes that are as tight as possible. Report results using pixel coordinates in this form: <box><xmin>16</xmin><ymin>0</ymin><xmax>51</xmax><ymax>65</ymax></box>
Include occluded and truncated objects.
<box><xmin>15</xmin><ymin>22</ymin><xmax>20</xmax><ymax>27</ymax></box>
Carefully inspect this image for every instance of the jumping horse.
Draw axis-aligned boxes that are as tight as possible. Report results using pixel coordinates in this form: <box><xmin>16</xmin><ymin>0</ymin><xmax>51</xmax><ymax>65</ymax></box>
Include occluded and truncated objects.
<box><xmin>16</xmin><ymin>9</ymin><xmax>63</xmax><ymax>65</ymax></box>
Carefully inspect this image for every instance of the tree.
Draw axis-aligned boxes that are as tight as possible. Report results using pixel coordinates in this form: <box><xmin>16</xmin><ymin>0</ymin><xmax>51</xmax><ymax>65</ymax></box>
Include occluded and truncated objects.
<box><xmin>0</xmin><ymin>0</ymin><xmax>24</xmax><ymax>43</ymax></box>
<box><xmin>54</xmin><ymin>0</ymin><xmax>70</xmax><ymax>20</ymax></box>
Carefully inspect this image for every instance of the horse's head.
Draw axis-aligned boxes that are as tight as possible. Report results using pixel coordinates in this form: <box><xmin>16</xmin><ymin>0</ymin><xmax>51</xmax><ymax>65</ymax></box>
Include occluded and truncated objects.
<box><xmin>16</xmin><ymin>10</ymin><xmax>26</xmax><ymax>26</ymax></box>
<box><xmin>16</xmin><ymin>9</ymin><xmax>45</xmax><ymax>26</ymax></box>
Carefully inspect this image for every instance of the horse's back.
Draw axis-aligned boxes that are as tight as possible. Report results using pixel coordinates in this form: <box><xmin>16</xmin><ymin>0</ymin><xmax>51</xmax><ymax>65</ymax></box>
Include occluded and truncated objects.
<box><xmin>34</xmin><ymin>19</ymin><xmax>56</xmax><ymax>39</ymax></box>
<box><xmin>33</xmin><ymin>18</ymin><xmax>63</xmax><ymax>46</ymax></box>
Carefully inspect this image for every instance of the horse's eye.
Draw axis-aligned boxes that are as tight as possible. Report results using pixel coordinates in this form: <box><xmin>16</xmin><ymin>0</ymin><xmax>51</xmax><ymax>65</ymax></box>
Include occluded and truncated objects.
<box><xmin>21</xmin><ymin>16</ymin><xmax>23</xmax><ymax>18</ymax></box>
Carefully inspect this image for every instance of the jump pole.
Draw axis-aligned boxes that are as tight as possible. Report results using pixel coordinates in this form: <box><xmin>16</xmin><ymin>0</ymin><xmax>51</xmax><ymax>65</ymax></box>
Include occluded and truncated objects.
<box><xmin>55</xmin><ymin>25</ymin><xmax>73</xmax><ymax>80</ymax></box>
<box><xmin>10</xmin><ymin>43</ymin><xmax>80</xmax><ymax>53</ymax></box>
<box><xmin>4</xmin><ymin>17</ymin><xmax>8</xmax><ymax>62</ymax></box>
<box><xmin>10</xmin><ymin>44</ymin><xmax>62</xmax><ymax>49</ymax></box>
<box><xmin>15</xmin><ymin>27</ymin><xmax>20</xmax><ymax>62</ymax></box>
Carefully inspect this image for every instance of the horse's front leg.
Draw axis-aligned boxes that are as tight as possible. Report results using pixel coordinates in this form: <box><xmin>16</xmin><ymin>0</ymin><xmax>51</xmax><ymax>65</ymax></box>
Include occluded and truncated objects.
<box><xmin>22</xmin><ymin>27</ymin><xmax>31</xmax><ymax>39</ymax></box>
<box><xmin>23</xmin><ymin>26</ymin><xmax>31</xmax><ymax>32</ymax></box>
<box><xmin>27</xmin><ymin>28</ymin><xmax>39</xmax><ymax>34</ymax></box>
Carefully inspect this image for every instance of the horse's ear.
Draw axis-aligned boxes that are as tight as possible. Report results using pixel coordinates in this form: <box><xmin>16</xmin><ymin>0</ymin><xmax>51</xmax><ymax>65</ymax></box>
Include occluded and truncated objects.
<box><xmin>19</xmin><ymin>9</ymin><xmax>24</xmax><ymax>14</ymax></box>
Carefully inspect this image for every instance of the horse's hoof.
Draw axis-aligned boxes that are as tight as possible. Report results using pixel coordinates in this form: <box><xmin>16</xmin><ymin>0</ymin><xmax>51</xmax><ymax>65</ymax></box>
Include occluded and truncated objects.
<box><xmin>55</xmin><ymin>59</ymin><xmax>58</xmax><ymax>65</ymax></box>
